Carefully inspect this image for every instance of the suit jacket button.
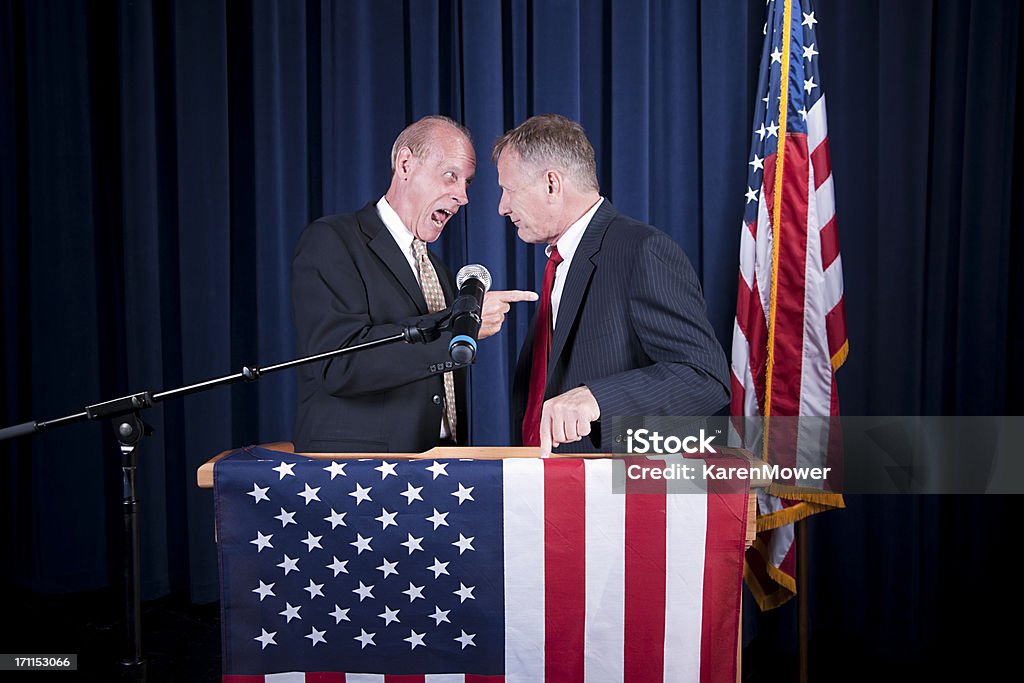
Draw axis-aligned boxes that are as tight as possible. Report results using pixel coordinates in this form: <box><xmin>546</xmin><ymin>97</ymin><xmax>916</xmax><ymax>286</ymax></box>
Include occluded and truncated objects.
<box><xmin>432</xmin><ymin>394</ymin><xmax>442</xmax><ymax>405</ymax></box>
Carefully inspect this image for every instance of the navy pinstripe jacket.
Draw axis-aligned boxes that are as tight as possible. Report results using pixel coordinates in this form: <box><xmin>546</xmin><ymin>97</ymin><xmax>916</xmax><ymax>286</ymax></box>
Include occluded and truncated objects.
<box><xmin>512</xmin><ymin>201</ymin><xmax>730</xmax><ymax>452</ymax></box>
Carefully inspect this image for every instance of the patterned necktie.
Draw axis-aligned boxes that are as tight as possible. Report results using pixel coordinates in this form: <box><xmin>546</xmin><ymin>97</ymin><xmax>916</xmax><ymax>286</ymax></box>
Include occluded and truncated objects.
<box><xmin>412</xmin><ymin>238</ymin><xmax>457</xmax><ymax>441</ymax></box>
<box><xmin>522</xmin><ymin>246</ymin><xmax>563</xmax><ymax>446</ymax></box>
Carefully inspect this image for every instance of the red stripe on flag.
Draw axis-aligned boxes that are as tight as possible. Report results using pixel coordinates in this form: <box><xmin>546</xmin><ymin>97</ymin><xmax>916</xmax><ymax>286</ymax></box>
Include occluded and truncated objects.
<box><xmin>623</xmin><ymin>470</ymin><xmax>667</xmax><ymax>681</ymax></box>
<box><xmin>746</xmin><ymin>218</ymin><xmax>757</xmax><ymax>239</ymax></box>
<box><xmin>307</xmin><ymin>675</ymin><xmax>345</xmax><ymax>683</ymax></box>
<box><xmin>223</xmin><ymin>676</ymin><xmax>265</xmax><ymax>683</ymax></box>
<box><xmin>729</xmin><ymin>372</ymin><xmax>747</xmax><ymax>421</ymax></box>
<box><xmin>820</xmin><ymin>215</ymin><xmax>839</xmax><ymax>270</ymax></box>
<box><xmin>826</xmin><ymin>298</ymin><xmax>847</xmax><ymax>361</ymax></box>
<box><xmin>738</xmin><ymin>279</ymin><xmax>769</xmax><ymax>414</ymax></box>
<box><xmin>810</xmin><ymin>137</ymin><xmax>831</xmax><ymax>190</ymax></box>
<box><xmin>544</xmin><ymin>459</ymin><xmax>586</xmax><ymax>683</ymax></box>
<box><xmin>764</xmin><ymin>135</ymin><xmax>811</xmax><ymax>416</ymax></box>
<box><xmin>700</xmin><ymin>483</ymin><xmax>749</xmax><ymax>683</ymax></box>
<box><xmin>384</xmin><ymin>676</ymin><xmax>425</xmax><ymax>683</ymax></box>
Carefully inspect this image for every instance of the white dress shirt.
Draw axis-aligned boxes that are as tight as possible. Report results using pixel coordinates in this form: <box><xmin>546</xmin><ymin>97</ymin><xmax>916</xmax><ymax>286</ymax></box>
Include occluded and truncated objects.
<box><xmin>547</xmin><ymin>197</ymin><xmax>604</xmax><ymax>329</ymax></box>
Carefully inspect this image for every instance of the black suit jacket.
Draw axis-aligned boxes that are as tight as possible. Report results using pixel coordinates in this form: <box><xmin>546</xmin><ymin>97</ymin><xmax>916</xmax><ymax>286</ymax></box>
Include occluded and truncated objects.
<box><xmin>291</xmin><ymin>203</ymin><xmax>467</xmax><ymax>453</ymax></box>
<box><xmin>512</xmin><ymin>201</ymin><xmax>730</xmax><ymax>452</ymax></box>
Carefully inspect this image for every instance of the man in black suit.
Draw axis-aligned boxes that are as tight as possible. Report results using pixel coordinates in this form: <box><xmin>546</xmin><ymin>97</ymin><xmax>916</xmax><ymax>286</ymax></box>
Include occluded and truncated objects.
<box><xmin>292</xmin><ymin>116</ymin><xmax>535</xmax><ymax>453</ymax></box>
<box><xmin>493</xmin><ymin>114</ymin><xmax>730</xmax><ymax>456</ymax></box>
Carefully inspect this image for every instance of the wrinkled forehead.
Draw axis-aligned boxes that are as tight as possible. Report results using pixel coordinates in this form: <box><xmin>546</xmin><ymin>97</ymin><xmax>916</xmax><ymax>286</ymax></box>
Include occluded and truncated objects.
<box><xmin>431</xmin><ymin>130</ymin><xmax>476</xmax><ymax>165</ymax></box>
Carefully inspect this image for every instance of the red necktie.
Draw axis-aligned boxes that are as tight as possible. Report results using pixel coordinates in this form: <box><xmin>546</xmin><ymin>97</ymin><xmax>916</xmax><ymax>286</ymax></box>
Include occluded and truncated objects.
<box><xmin>522</xmin><ymin>246</ymin><xmax>563</xmax><ymax>446</ymax></box>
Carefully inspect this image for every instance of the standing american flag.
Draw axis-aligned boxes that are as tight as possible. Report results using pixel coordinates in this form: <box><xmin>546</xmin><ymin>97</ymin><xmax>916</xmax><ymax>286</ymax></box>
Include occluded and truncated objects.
<box><xmin>730</xmin><ymin>0</ymin><xmax>847</xmax><ymax>610</ymax></box>
<box><xmin>214</xmin><ymin>447</ymin><xmax>748</xmax><ymax>682</ymax></box>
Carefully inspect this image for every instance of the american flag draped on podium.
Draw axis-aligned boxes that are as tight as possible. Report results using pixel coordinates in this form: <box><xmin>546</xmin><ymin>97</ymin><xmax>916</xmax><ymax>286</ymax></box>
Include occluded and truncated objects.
<box><xmin>214</xmin><ymin>447</ymin><xmax>748</xmax><ymax>682</ymax></box>
<box><xmin>730</xmin><ymin>0</ymin><xmax>847</xmax><ymax>610</ymax></box>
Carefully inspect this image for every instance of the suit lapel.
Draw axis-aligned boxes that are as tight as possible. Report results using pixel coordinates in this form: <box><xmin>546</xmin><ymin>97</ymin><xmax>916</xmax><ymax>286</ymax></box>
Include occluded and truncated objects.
<box><xmin>358</xmin><ymin>203</ymin><xmax>429</xmax><ymax>314</ymax></box>
<box><xmin>547</xmin><ymin>200</ymin><xmax>617</xmax><ymax>383</ymax></box>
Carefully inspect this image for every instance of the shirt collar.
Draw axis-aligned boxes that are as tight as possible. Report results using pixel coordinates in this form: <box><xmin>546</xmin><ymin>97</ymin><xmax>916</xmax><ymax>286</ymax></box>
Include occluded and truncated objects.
<box><xmin>546</xmin><ymin>197</ymin><xmax>604</xmax><ymax>261</ymax></box>
<box><xmin>376</xmin><ymin>195</ymin><xmax>416</xmax><ymax>254</ymax></box>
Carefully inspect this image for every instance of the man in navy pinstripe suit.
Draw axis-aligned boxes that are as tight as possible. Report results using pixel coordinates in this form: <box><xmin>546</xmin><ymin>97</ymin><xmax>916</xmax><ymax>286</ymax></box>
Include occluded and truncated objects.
<box><xmin>493</xmin><ymin>114</ymin><xmax>730</xmax><ymax>456</ymax></box>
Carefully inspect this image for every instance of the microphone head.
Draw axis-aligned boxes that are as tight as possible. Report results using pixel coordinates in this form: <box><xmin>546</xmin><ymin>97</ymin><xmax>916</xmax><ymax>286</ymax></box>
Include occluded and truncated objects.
<box><xmin>456</xmin><ymin>264</ymin><xmax>491</xmax><ymax>292</ymax></box>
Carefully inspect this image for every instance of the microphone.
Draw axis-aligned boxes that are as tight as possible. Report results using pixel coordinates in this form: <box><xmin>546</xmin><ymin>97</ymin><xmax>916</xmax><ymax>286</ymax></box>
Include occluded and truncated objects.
<box><xmin>448</xmin><ymin>265</ymin><xmax>492</xmax><ymax>364</ymax></box>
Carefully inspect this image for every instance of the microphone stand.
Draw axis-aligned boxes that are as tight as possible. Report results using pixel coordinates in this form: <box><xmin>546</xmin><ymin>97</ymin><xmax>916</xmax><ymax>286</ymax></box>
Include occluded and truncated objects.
<box><xmin>0</xmin><ymin>312</ymin><xmax>456</xmax><ymax>682</ymax></box>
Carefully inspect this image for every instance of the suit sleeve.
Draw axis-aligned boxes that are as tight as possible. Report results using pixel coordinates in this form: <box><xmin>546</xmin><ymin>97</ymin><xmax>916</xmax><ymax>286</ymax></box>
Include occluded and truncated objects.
<box><xmin>584</xmin><ymin>233</ymin><xmax>730</xmax><ymax>418</ymax></box>
<box><xmin>291</xmin><ymin>220</ymin><xmax>456</xmax><ymax>397</ymax></box>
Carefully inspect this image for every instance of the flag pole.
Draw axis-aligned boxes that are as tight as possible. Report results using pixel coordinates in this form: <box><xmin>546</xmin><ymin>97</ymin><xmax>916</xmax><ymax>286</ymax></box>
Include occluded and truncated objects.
<box><xmin>797</xmin><ymin>519</ymin><xmax>809</xmax><ymax>683</ymax></box>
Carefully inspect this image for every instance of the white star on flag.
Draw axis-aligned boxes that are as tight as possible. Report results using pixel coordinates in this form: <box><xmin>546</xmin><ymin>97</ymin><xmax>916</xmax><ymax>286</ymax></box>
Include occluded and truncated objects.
<box><xmin>375</xmin><ymin>508</ymin><xmax>398</xmax><ymax>530</ymax></box>
<box><xmin>353</xmin><ymin>581</ymin><xmax>375</xmax><ymax>602</ymax></box>
<box><xmin>279</xmin><ymin>602</ymin><xmax>301</xmax><ymax>622</ymax></box>
<box><xmin>329</xmin><ymin>605</ymin><xmax>350</xmax><ymax>623</ymax></box>
<box><xmin>400</xmin><ymin>483</ymin><xmax>424</xmax><ymax>504</ymax></box>
<box><xmin>277</xmin><ymin>555</ymin><xmax>299</xmax><ymax>575</ymax></box>
<box><xmin>252</xmin><ymin>580</ymin><xmax>275</xmax><ymax>601</ymax></box>
<box><xmin>404</xmin><ymin>630</ymin><xmax>426</xmax><ymax>650</ymax></box>
<box><xmin>803</xmin><ymin>42</ymin><xmax>818</xmax><ymax>61</ymax></box>
<box><xmin>254</xmin><ymin>629</ymin><xmax>277</xmax><ymax>650</ymax></box>
<box><xmin>274</xmin><ymin>508</ymin><xmax>296</xmax><ymax>528</ymax></box>
<box><xmin>453</xmin><ymin>533</ymin><xmax>475</xmax><ymax>554</ymax></box>
<box><xmin>305</xmin><ymin>627</ymin><xmax>326</xmax><ymax>646</ymax></box>
<box><xmin>402</xmin><ymin>582</ymin><xmax>425</xmax><ymax>602</ymax></box>
<box><xmin>802</xmin><ymin>11</ymin><xmax>817</xmax><ymax>28</ymax></box>
<box><xmin>427</xmin><ymin>558</ymin><xmax>449</xmax><ymax>578</ymax></box>
<box><xmin>351</xmin><ymin>534</ymin><xmax>373</xmax><ymax>554</ymax></box>
<box><xmin>429</xmin><ymin>605</ymin><xmax>450</xmax><ymax>625</ymax></box>
<box><xmin>250</xmin><ymin>532</ymin><xmax>273</xmax><ymax>552</ymax></box>
<box><xmin>378</xmin><ymin>606</ymin><xmax>401</xmax><ymax>625</ymax></box>
<box><xmin>327</xmin><ymin>556</ymin><xmax>349</xmax><ymax>577</ymax></box>
<box><xmin>375</xmin><ymin>462</ymin><xmax>399</xmax><ymax>479</ymax></box>
<box><xmin>324</xmin><ymin>508</ymin><xmax>347</xmax><ymax>529</ymax></box>
<box><xmin>401</xmin><ymin>533</ymin><xmax>424</xmax><ymax>554</ymax></box>
<box><xmin>271</xmin><ymin>461</ymin><xmax>295</xmax><ymax>480</ymax></box>
<box><xmin>297</xmin><ymin>483</ymin><xmax>321</xmax><ymax>505</ymax></box>
<box><xmin>246</xmin><ymin>483</ymin><xmax>269</xmax><ymax>503</ymax></box>
<box><xmin>454</xmin><ymin>630</ymin><xmax>476</xmax><ymax>649</ymax></box>
<box><xmin>376</xmin><ymin>558</ymin><xmax>399</xmax><ymax>578</ymax></box>
<box><xmin>324</xmin><ymin>461</ymin><xmax>347</xmax><ymax>479</ymax></box>
<box><xmin>301</xmin><ymin>532</ymin><xmax>323</xmax><ymax>552</ymax></box>
<box><xmin>425</xmin><ymin>461</ymin><xmax>448</xmax><ymax>479</ymax></box>
<box><xmin>453</xmin><ymin>583</ymin><xmax>476</xmax><ymax>603</ymax></box>
<box><xmin>426</xmin><ymin>508</ymin><xmax>449</xmax><ymax>530</ymax></box>
<box><xmin>354</xmin><ymin>629</ymin><xmax>376</xmax><ymax>649</ymax></box>
<box><xmin>304</xmin><ymin>579</ymin><xmax>324</xmax><ymax>599</ymax></box>
<box><xmin>451</xmin><ymin>483</ymin><xmax>474</xmax><ymax>505</ymax></box>
<box><xmin>349</xmin><ymin>483</ymin><xmax>373</xmax><ymax>505</ymax></box>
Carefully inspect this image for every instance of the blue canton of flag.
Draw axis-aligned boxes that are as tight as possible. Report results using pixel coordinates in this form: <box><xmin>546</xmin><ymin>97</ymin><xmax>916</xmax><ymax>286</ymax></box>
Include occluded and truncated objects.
<box><xmin>216</xmin><ymin>447</ymin><xmax>504</xmax><ymax>676</ymax></box>
<box><xmin>744</xmin><ymin>0</ymin><xmax>826</xmax><ymax>227</ymax></box>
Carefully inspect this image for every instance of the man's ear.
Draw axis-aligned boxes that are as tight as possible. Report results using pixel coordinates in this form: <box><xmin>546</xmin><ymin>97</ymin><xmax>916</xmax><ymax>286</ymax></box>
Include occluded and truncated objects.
<box><xmin>546</xmin><ymin>170</ymin><xmax>561</xmax><ymax>196</ymax></box>
<box><xmin>395</xmin><ymin>147</ymin><xmax>415</xmax><ymax>179</ymax></box>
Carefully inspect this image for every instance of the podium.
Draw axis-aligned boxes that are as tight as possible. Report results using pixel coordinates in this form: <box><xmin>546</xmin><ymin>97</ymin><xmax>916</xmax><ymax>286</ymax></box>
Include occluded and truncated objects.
<box><xmin>200</xmin><ymin>444</ymin><xmax>764</xmax><ymax>681</ymax></box>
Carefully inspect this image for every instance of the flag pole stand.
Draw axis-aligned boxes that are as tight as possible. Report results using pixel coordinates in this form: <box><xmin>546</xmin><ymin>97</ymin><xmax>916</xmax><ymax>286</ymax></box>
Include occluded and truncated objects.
<box><xmin>797</xmin><ymin>519</ymin><xmax>809</xmax><ymax>683</ymax></box>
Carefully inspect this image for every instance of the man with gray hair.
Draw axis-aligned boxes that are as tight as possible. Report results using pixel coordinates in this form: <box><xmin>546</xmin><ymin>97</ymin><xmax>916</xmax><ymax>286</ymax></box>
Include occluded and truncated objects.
<box><xmin>292</xmin><ymin>115</ymin><xmax>535</xmax><ymax>453</ymax></box>
<box><xmin>493</xmin><ymin>114</ymin><xmax>729</xmax><ymax>456</ymax></box>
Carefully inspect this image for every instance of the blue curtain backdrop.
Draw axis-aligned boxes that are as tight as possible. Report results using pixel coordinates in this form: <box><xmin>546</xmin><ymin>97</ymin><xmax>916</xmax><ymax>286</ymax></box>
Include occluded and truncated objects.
<box><xmin>1</xmin><ymin>0</ymin><xmax>1021</xmax><ymax>673</ymax></box>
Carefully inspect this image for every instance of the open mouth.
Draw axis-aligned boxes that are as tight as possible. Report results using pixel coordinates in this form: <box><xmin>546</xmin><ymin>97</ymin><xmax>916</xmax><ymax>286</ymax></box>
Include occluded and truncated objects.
<box><xmin>431</xmin><ymin>208</ymin><xmax>453</xmax><ymax>227</ymax></box>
